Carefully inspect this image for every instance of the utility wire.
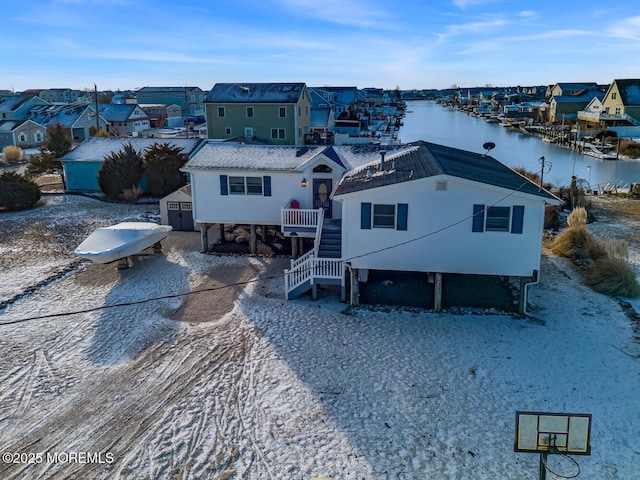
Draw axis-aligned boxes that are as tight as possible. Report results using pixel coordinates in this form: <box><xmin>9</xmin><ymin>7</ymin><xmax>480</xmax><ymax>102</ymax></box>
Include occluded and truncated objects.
<box><xmin>1</xmin><ymin>178</ymin><xmax>541</xmax><ymax>326</ymax></box>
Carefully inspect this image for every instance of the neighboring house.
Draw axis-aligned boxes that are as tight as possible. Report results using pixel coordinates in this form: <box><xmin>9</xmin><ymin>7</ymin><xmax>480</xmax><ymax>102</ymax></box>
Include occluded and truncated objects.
<box><xmin>599</xmin><ymin>79</ymin><xmax>640</xmax><ymax>126</ymax></box>
<box><xmin>546</xmin><ymin>83</ymin><xmax>607</xmax><ymax>123</ymax></box>
<box><xmin>577</xmin><ymin>96</ymin><xmax>604</xmax><ymax>130</ymax></box>
<box><xmin>61</xmin><ymin>137</ymin><xmax>201</xmax><ymax>192</ymax></box>
<box><xmin>0</xmin><ymin>95</ymin><xmax>48</xmax><ymax>121</ymax></box>
<box><xmin>183</xmin><ymin>141</ymin><xmax>560</xmax><ymax>312</ymax></box>
<box><xmin>136</xmin><ymin>87</ymin><xmax>206</xmax><ymax>122</ymax></box>
<box><xmin>317</xmin><ymin>86</ymin><xmax>360</xmax><ymax>116</ymax></box>
<box><xmin>38</xmin><ymin>88</ymin><xmax>80</xmax><ymax>104</ymax></box>
<box><xmin>549</xmin><ymin>92</ymin><xmax>604</xmax><ymax>123</ymax></box>
<box><xmin>0</xmin><ymin>119</ymin><xmax>46</xmax><ymax>149</ymax></box>
<box><xmin>160</xmin><ymin>185</ymin><xmax>194</xmax><ymax>231</ymax></box>
<box><xmin>32</xmin><ymin>105</ymin><xmax>108</xmax><ymax>143</ymax></box>
<box><xmin>141</xmin><ymin>104</ymin><xmax>183</xmax><ymax>128</ymax></box>
<box><xmin>97</xmin><ymin>104</ymin><xmax>150</xmax><ymax>135</ymax></box>
<box><xmin>204</xmin><ymin>83</ymin><xmax>312</xmax><ymax>145</ymax></box>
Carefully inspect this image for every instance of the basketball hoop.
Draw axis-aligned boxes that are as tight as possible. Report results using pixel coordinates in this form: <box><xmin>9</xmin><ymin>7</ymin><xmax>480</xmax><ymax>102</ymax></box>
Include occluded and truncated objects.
<box><xmin>541</xmin><ymin>452</ymin><xmax>581</xmax><ymax>479</ymax></box>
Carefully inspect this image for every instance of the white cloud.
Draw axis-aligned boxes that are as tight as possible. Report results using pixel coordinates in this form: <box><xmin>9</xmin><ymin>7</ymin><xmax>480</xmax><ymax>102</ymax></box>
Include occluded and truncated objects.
<box><xmin>606</xmin><ymin>16</ymin><xmax>640</xmax><ymax>41</ymax></box>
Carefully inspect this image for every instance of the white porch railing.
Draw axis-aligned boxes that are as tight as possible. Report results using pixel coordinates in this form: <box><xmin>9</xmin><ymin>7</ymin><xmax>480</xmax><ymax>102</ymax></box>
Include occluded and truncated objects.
<box><xmin>281</xmin><ymin>207</ymin><xmax>322</xmax><ymax>231</ymax></box>
<box><xmin>284</xmin><ymin>254</ymin><xmax>344</xmax><ymax>300</ymax></box>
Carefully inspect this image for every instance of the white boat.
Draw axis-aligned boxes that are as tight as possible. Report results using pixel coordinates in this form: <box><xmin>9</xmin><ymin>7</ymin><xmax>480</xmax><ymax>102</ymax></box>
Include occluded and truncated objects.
<box><xmin>74</xmin><ymin>222</ymin><xmax>172</xmax><ymax>264</ymax></box>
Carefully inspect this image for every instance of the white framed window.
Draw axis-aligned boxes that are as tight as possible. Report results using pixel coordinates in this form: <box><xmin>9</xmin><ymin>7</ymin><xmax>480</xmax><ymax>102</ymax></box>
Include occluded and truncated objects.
<box><xmin>218</xmin><ymin>106</ymin><xmax>225</xmax><ymax>117</ymax></box>
<box><xmin>373</xmin><ymin>204</ymin><xmax>396</xmax><ymax>228</ymax></box>
<box><xmin>168</xmin><ymin>202</ymin><xmax>179</xmax><ymax>210</ymax></box>
<box><xmin>229</xmin><ymin>176</ymin><xmax>246</xmax><ymax>194</ymax></box>
<box><xmin>19</xmin><ymin>133</ymin><xmax>26</xmax><ymax>142</ymax></box>
<box><xmin>485</xmin><ymin>206</ymin><xmax>511</xmax><ymax>232</ymax></box>
<box><xmin>228</xmin><ymin>176</ymin><xmax>263</xmax><ymax>195</ymax></box>
<box><xmin>246</xmin><ymin>177</ymin><xmax>263</xmax><ymax>195</ymax></box>
<box><xmin>225</xmin><ymin>127</ymin><xmax>232</xmax><ymax>135</ymax></box>
<box><xmin>247</xmin><ymin>106</ymin><xmax>254</xmax><ymax>118</ymax></box>
<box><xmin>244</xmin><ymin>127</ymin><xmax>254</xmax><ymax>137</ymax></box>
<box><xmin>612</xmin><ymin>92</ymin><xmax>617</xmax><ymax>100</ymax></box>
<box><xmin>279</xmin><ymin>107</ymin><xmax>286</xmax><ymax>118</ymax></box>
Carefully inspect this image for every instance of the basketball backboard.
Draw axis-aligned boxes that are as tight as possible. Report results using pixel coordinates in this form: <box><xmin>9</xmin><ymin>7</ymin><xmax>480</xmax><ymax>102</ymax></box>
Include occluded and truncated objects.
<box><xmin>515</xmin><ymin>411</ymin><xmax>592</xmax><ymax>455</ymax></box>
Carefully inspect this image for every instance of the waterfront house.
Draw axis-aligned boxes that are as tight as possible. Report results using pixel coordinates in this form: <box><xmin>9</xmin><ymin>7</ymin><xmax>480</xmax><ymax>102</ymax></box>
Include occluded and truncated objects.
<box><xmin>204</xmin><ymin>83</ymin><xmax>312</xmax><ymax>145</ymax></box>
<box><xmin>183</xmin><ymin>140</ymin><xmax>560</xmax><ymax>311</ymax></box>
<box><xmin>61</xmin><ymin>137</ymin><xmax>201</xmax><ymax>192</ymax></box>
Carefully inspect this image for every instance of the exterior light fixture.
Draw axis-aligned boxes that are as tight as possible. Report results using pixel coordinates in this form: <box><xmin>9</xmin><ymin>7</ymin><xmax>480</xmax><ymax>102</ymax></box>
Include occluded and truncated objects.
<box><xmin>301</xmin><ymin>178</ymin><xmax>308</xmax><ymax>187</ymax></box>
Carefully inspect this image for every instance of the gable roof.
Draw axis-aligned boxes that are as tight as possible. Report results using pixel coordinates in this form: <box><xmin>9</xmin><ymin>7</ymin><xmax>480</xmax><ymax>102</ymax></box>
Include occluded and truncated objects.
<box><xmin>61</xmin><ymin>137</ymin><xmax>202</xmax><ymax>162</ymax></box>
<box><xmin>332</xmin><ymin>141</ymin><xmax>558</xmax><ymax>201</ymax></box>
<box><xmin>183</xmin><ymin>142</ymin><xmax>335</xmax><ymax>171</ymax></box>
<box><xmin>97</xmin><ymin>104</ymin><xmax>147</xmax><ymax>122</ymax></box>
<box><xmin>205</xmin><ymin>83</ymin><xmax>307</xmax><ymax>104</ymax></box>
<box><xmin>612</xmin><ymin>79</ymin><xmax>640</xmax><ymax>106</ymax></box>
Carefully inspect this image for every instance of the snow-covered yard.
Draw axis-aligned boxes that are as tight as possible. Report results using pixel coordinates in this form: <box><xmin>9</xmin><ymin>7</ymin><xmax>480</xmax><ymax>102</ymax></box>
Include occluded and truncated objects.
<box><xmin>0</xmin><ymin>194</ymin><xmax>639</xmax><ymax>479</ymax></box>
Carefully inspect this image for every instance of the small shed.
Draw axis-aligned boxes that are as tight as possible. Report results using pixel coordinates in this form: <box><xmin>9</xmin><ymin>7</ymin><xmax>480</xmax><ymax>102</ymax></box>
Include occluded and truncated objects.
<box><xmin>160</xmin><ymin>185</ymin><xmax>194</xmax><ymax>231</ymax></box>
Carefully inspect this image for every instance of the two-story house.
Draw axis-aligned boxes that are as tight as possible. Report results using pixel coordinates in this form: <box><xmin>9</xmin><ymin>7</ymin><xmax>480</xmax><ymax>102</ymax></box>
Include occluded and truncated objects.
<box><xmin>204</xmin><ymin>83</ymin><xmax>312</xmax><ymax>145</ymax></box>
<box><xmin>136</xmin><ymin>87</ymin><xmax>206</xmax><ymax>123</ymax></box>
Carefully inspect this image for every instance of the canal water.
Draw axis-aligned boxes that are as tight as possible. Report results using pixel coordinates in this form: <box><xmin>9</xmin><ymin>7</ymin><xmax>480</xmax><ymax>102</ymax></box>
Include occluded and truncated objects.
<box><xmin>399</xmin><ymin>100</ymin><xmax>640</xmax><ymax>189</ymax></box>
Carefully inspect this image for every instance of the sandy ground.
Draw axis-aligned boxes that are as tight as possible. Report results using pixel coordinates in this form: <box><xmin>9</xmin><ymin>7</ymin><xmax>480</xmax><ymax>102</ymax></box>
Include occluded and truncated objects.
<box><xmin>0</xmin><ymin>194</ymin><xmax>639</xmax><ymax>479</ymax></box>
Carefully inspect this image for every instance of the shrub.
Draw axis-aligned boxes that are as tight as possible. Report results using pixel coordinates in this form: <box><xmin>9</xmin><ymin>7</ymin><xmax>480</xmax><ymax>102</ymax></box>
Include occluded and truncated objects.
<box><xmin>567</xmin><ymin>207</ymin><xmax>588</xmax><ymax>227</ymax></box>
<box><xmin>3</xmin><ymin>146</ymin><xmax>23</xmax><ymax>163</ymax></box>
<box><xmin>550</xmin><ymin>224</ymin><xmax>601</xmax><ymax>259</ymax></box>
<box><xmin>604</xmin><ymin>239</ymin><xmax>629</xmax><ymax>261</ymax></box>
<box><xmin>97</xmin><ymin>142</ymin><xmax>144</xmax><ymax>200</ymax></box>
<box><xmin>584</xmin><ymin>258</ymin><xmax>640</xmax><ymax>297</ymax></box>
<box><xmin>142</xmin><ymin>142</ymin><xmax>188</xmax><ymax>197</ymax></box>
<box><xmin>119</xmin><ymin>186</ymin><xmax>142</xmax><ymax>202</ymax></box>
<box><xmin>0</xmin><ymin>171</ymin><xmax>41</xmax><ymax>212</ymax></box>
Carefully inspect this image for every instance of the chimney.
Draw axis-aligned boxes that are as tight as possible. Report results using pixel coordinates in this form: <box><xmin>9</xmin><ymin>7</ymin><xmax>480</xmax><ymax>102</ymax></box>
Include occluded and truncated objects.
<box><xmin>380</xmin><ymin>150</ymin><xmax>386</xmax><ymax>171</ymax></box>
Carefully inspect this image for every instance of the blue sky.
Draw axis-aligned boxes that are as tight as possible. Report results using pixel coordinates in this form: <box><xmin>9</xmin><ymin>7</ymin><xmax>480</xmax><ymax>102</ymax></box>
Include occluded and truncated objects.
<box><xmin>3</xmin><ymin>0</ymin><xmax>639</xmax><ymax>92</ymax></box>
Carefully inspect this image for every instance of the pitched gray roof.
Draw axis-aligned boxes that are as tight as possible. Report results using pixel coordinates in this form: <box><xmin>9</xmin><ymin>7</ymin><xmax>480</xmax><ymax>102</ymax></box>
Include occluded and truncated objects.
<box><xmin>97</xmin><ymin>104</ymin><xmax>147</xmax><ymax>122</ymax></box>
<box><xmin>61</xmin><ymin>137</ymin><xmax>202</xmax><ymax>162</ymax></box>
<box><xmin>333</xmin><ymin>141</ymin><xmax>558</xmax><ymax>201</ymax></box>
<box><xmin>613</xmin><ymin>79</ymin><xmax>640</xmax><ymax>106</ymax></box>
<box><xmin>183</xmin><ymin>142</ymin><xmax>329</xmax><ymax>171</ymax></box>
<box><xmin>205</xmin><ymin>83</ymin><xmax>306</xmax><ymax>104</ymax></box>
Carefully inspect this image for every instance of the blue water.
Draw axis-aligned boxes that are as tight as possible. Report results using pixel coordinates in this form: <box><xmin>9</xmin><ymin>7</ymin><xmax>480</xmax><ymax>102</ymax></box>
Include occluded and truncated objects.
<box><xmin>400</xmin><ymin>100</ymin><xmax>640</xmax><ymax>188</ymax></box>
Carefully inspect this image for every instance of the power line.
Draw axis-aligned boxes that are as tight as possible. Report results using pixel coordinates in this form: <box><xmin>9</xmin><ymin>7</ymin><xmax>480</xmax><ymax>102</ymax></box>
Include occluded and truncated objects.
<box><xmin>0</xmin><ymin>178</ymin><xmax>540</xmax><ymax>326</ymax></box>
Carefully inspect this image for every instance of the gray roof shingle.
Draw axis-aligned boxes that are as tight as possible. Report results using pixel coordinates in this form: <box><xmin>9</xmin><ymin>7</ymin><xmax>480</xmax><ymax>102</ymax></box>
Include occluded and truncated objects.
<box><xmin>183</xmin><ymin>142</ymin><xmax>329</xmax><ymax>171</ymax></box>
<box><xmin>205</xmin><ymin>83</ymin><xmax>306</xmax><ymax>104</ymax></box>
<box><xmin>333</xmin><ymin>141</ymin><xmax>558</xmax><ymax>201</ymax></box>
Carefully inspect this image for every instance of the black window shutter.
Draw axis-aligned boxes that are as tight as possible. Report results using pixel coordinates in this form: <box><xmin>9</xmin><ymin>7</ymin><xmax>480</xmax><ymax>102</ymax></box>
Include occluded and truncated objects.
<box><xmin>397</xmin><ymin>203</ymin><xmax>408</xmax><ymax>230</ymax></box>
<box><xmin>220</xmin><ymin>175</ymin><xmax>228</xmax><ymax>195</ymax></box>
<box><xmin>511</xmin><ymin>205</ymin><xmax>525</xmax><ymax>234</ymax></box>
<box><xmin>472</xmin><ymin>204</ymin><xmax>485</xmax><ymax>232</ymax></box>
<box><xmin>263</xmin><ymin>176</ymin><xmax>272</xmax><ymax>197</ymax></box>
<box><xmin>361</xmin><ymin>202</ymin><xmax>372</xmax><ymax>229</ymax></box>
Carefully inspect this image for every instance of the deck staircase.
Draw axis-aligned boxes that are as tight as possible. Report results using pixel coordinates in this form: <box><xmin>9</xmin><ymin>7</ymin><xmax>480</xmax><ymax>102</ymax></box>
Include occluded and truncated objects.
<box><xmin>317</xmin><ymin>219</ymin><xmax>342</xmax><ymax>259</ymax></box>
<box><xmin>284</xmin><ymin>218</ymin><xmax>345</xmax><ymax>300</ymax></box>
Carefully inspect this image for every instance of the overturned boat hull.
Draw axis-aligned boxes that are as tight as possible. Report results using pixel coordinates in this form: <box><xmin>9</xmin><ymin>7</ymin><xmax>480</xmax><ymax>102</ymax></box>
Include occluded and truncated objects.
<box><xmin>74</xmin><ymin>222</ymin><xmax>172</xmax><ymax>264</ymax></box>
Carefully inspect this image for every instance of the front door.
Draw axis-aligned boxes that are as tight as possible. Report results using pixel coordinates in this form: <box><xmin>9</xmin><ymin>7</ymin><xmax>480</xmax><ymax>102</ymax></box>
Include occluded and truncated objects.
<box><xmin>313</xmin><ymin>179</ymin><xmax>332</xmax><ymax>218</ymax></box>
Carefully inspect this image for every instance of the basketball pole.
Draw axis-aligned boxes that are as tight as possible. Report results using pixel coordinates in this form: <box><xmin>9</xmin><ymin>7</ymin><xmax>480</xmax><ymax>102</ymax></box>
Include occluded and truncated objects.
<box><xmin>539</xmin><ymin>452</ymin><xmax>548</xmax><ymax>480</ymax></box>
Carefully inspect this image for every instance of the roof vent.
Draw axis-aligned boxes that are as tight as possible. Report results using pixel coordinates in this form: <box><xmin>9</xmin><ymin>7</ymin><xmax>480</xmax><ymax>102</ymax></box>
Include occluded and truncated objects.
<box><xmin>240</xmin><ymin>86</ymin><xmax>250</xmax><ymax>93</ymax></box>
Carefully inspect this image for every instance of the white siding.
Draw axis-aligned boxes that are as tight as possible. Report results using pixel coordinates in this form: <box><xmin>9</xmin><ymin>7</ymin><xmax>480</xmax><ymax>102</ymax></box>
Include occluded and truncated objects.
<box><xmin>191</xmin><ymin>170</ymin><xmax>309</xmax><ymax>225</ymax></box>
<box><xmin>337</xmin><ymin>175</ymin><xmax>546</xmax><ymax>277</ymax></box>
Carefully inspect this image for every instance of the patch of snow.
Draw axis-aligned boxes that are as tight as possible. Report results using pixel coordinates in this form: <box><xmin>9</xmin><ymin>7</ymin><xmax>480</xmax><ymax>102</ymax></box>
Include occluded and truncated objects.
<box><xmin>0</xmin><ymin>195</ymin><xmax>639</xmax><ymax>478</ymax></box>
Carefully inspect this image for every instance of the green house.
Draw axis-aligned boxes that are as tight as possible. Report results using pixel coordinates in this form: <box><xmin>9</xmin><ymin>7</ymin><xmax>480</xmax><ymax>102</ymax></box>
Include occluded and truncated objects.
<box><xmin>204</xmin><ymin>83</ymin><xmax>312</xmax><ymax>145</ymax></box>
